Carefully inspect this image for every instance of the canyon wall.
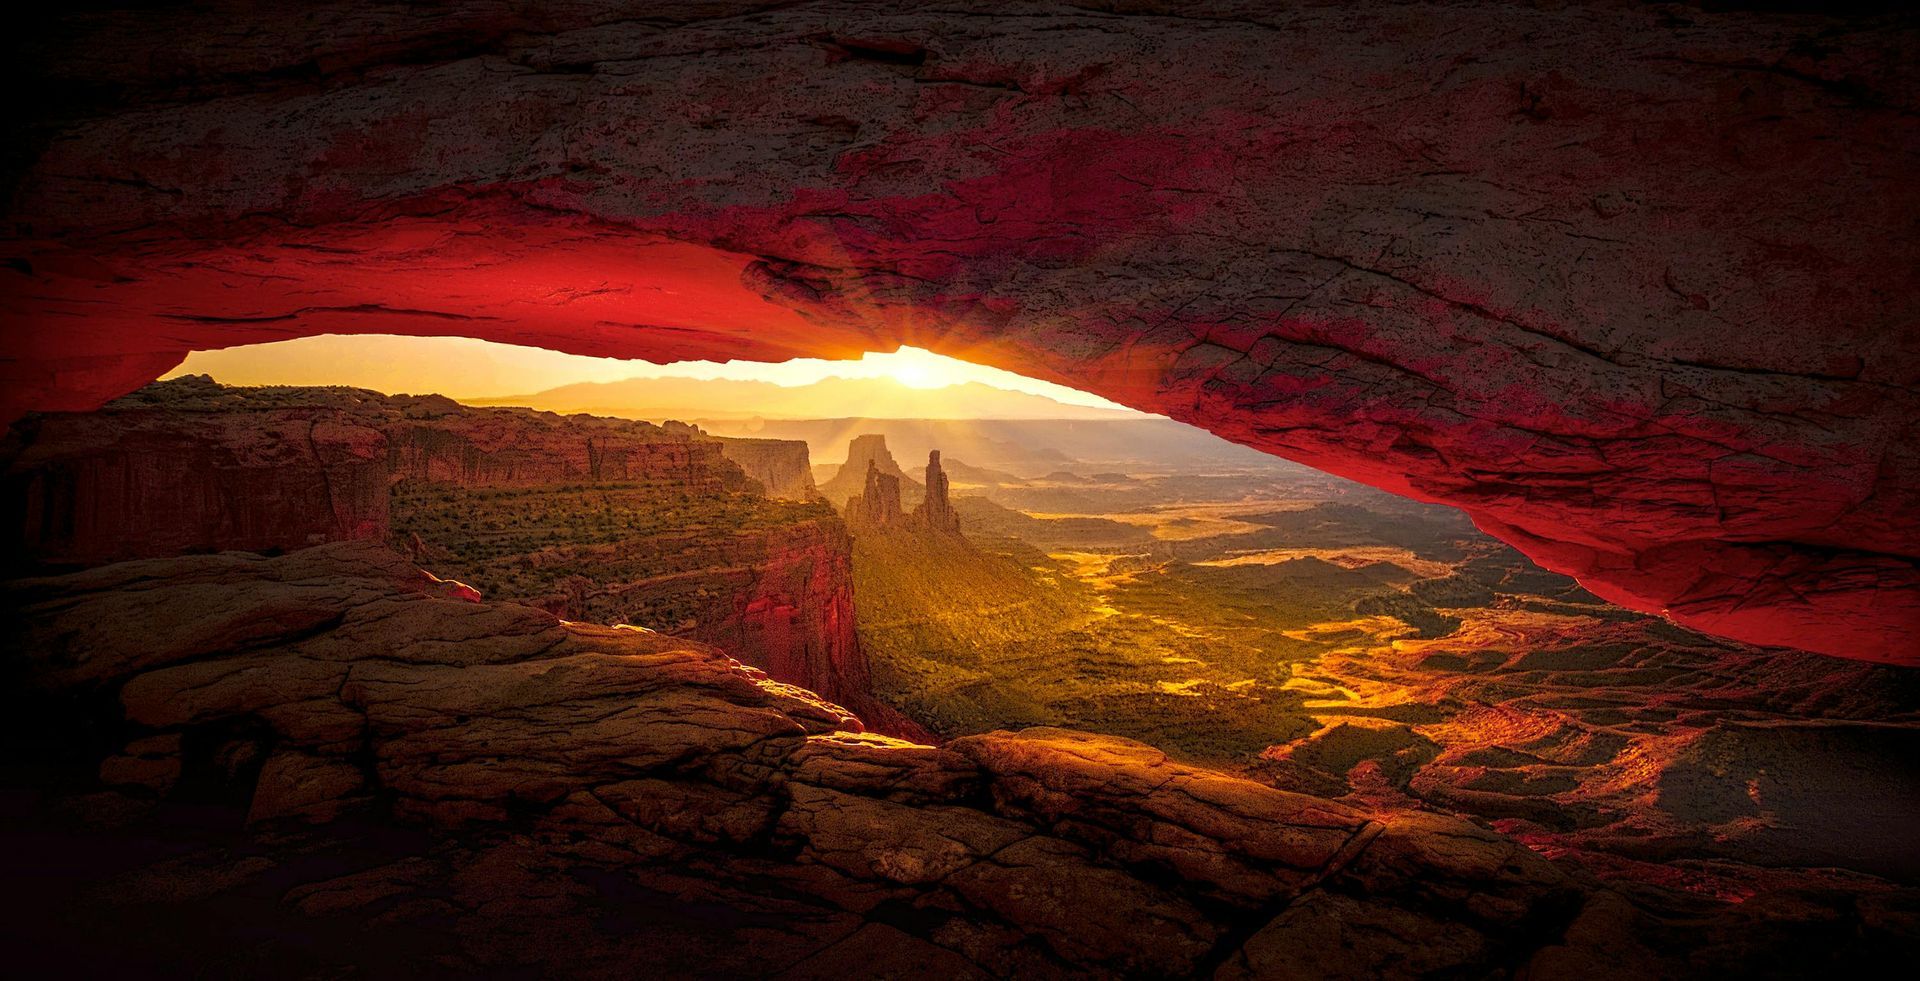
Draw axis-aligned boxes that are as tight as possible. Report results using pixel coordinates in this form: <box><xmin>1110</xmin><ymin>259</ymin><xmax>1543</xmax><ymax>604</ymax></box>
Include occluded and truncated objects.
<box><xmin>480</xmin><ymin>511</ymin><xmax>893</xmax><ymax>727</ymax></box>
<box><xmin>2</xmin><ymin>377</ymin><xmax>887</xmax><ymax>725</ymax></box>
<box><xmin>1</xmin><ymin>377</ymin><xmax>747</xmax><ymax>563</ymax></box>
<box><xmin>2</xmin><ymin>386</ymin><xmax>391</xmax><ymax>567</ymax></box>
<box><xmin>386</xmin><ymin>408</ymin><xmax>746</xmax><ymax>492</ymax></box>
<box><xmin>715</xmin><ymin>436</ymin><xmax>819</xmax><ymax>500</ymax></box>
<box><xmin>3</xmin><ymin>2</ymin><xmax>1913</xmax><ymax>661</ymax></box>
<box><xmin>690</xmin><ymin>517</ymin><xmax>902</xmax><ymax>728</ymax></box>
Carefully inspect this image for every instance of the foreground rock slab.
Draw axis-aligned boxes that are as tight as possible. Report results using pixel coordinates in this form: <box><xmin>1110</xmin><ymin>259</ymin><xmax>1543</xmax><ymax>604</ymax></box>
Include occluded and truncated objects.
<box><xmin>2</xmin><ymin>543</ymin><xmax>1914</xmax><ymax>977</ymax></box>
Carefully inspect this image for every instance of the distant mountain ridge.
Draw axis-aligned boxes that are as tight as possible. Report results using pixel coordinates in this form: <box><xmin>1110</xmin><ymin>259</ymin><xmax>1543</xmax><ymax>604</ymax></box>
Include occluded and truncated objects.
<box><xmin>465</xmin><ymin>375</ymin><xmax>1142</xmax><ymax>421</ymax></box>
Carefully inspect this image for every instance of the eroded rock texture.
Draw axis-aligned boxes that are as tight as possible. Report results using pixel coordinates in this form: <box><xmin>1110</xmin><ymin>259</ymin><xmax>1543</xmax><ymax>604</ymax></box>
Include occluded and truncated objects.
<box><xmin>846</xmin><ymin>460</ymin><xmax>905</xmax><ymax>529</ymax></box>
<box><xmin>715</xmin><ymin>435</ymin><xmax>821</xmax><ymax>500</ymax></box>
<box><xmin>2</xmin><ymin>1</ymin><xmax>1916</xmax><ymax>661</ymax></box>
<box><xmin>1</xmin><ymin>375</ymin><xmax>745</xmax><ymax>557</ymax></box>
<box><xmin>913</xmin><ymin>450</ymin><xmax>962</xmax><ymax>535</ymax></box>
<box><xmin>3</xmin><ymin>542</ymin><xmax>1912</xmax><ymax>977</ymax></box>
<box><xmin>822</xmin><ymin>434</ymin><xmax>922</xmax><ymax>508</ymax></box>
<box><xmin>2</xmin><ymin>378</ymin><xmax>898</xmax><ymax>726</ymax></box>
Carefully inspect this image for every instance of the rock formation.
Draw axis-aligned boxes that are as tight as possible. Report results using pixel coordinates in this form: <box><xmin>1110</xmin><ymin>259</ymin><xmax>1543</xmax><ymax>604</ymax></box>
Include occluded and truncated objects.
<box><xmin>844</xmin><ymin>445</ymin><xmax>963</xmax><ymax>537</ymax></box>
<box><xmin>1</xmin><ymin>376</ymin><xmax>746</xmax><ymax>563</ymax></box>
<box><xmin>911</xmin><ymin>450</ymin><xmax>962</xmax><ymax>536</ymax></box>
<box><xmin>820</xmin><ymin>434</ymin><xmax>923</xmax><ymax>508</ymax></box>
<box><xmin>5</xmin><ymin>2</ymin><xmax>1914</xmax><ymax>661</ymax></box>
<box><xmin>846</xmin><ymin>460</ymin><xmax>904</xmax><ymax>529</ymax></box>
<box><xmin>1</xmin><ymin>377</ymin><xmax>892</xmax><ymax>728</ymax></box>
<box><xmin>1</xmin><ymin>394</ymin><xmax>389</xmax><ymax>568</ymax></box>
<box><xmin>715</xmin><ymin>436</ymin><xmax>818</xmax><ymax>500</ymax></box>
<box><xmin>5</xmin><ymin>542</ymin><xmax>1909</xmax><ymax>977</ymax></box>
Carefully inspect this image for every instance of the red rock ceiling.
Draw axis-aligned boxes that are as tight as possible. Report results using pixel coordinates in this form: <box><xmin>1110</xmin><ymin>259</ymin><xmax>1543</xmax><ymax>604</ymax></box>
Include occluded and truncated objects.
<box><xmin>2</xmin><ymin>2</ymin><xmax>1916</xmax><ymax>663</ymax></box>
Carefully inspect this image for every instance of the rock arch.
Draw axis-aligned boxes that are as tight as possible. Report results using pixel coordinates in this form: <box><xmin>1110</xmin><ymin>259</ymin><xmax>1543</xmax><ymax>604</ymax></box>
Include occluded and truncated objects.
<box><xmin>3</xmin><ymin>1</ymin><xmax>1915</xmax><ymax>662</ymax></box>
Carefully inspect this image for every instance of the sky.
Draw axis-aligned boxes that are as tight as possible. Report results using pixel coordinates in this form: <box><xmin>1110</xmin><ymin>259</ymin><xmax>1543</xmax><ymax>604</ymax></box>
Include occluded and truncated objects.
<box><xmin>160</xmin><ymin>334</ymin><xmax>1143</xmax><ymax>413</ymax></box>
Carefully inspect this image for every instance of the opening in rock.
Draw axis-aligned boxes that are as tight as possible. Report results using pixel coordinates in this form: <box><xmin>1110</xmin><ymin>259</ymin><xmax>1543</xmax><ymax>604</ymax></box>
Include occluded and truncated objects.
<box><xmin>6</xmin><ymin>5</ymin><xmax>1918</xmax><ymax>974</ymax></box>
<box><xmin>13</xmin><ymin>333</ymin><xmax>1914</xmax><ymax>896</ymax></box>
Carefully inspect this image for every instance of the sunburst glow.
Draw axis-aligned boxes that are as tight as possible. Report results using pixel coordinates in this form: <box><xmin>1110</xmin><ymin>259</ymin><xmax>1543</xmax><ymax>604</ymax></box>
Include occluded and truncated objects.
<box><xmin>161</xmin><ymin>334</ymin><xmax>1139</xmax><ymax>413</ymax></box>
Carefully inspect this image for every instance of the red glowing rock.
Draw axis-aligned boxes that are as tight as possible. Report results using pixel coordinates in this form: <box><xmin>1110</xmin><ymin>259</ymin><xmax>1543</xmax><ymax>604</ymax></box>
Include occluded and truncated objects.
<box><xmin>3</xmin><ymin>3</ymin><xmax>1915</xmax><ymax>661</ymax></box>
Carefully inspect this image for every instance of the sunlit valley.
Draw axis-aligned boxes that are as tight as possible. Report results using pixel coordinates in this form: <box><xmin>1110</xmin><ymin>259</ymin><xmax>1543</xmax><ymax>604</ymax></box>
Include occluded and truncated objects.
<box><xmin>134</xmin><ymin>340</ymin><xmax>1920</xmax><ymax>889</ymax></box>
<box><xmin>9</xmin><ymin>5</ymin><xmax>1918</xmax><ymax>975</ymax></box>
<box><xmin>4</xmin><ymin>336</ymin><xmax>1914</xmax><ymax>976</ymax></box>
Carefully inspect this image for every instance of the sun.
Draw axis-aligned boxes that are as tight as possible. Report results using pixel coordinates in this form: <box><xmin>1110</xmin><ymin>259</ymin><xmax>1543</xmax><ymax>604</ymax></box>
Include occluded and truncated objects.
<box><xmin>876</xmin><ymin>347</ymin><xmax>959</xmax><ymax>389</ymax></box>
<box><xmin>163</xmin><ymin>337</ymin><xmax>1147</xmax><ymax>413</ymax></box>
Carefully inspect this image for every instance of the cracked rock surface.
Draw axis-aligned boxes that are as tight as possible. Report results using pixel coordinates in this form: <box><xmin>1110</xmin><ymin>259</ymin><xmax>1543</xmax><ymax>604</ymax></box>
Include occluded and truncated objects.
<box><xmin>2</xmin><ymin>542</ymin><xmax>1915</xmax><ymax>977</ymax></box>
<box><xmin>2</xmin><ymin>1</ymin><xmax>1916</xmax><ymax>662</ymax></box>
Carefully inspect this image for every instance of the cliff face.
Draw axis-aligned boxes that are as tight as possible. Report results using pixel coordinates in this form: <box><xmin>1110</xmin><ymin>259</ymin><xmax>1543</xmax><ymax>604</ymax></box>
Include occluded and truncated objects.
<box><xmin>0</xmin><ymin>376</ymin><xmax>749</xmax><ymax>567</ymax></box>
<box><xmin>4</xmin><ymin>3</ymin><xmax>1913</xmax><ymax>661</ymax></box>
<box><xmin>1</xmin><ymin>378</ymin><xmax>889</xmax><ymax>725</ymax></box>
<box><xmin>715</xmin><ymin>436</ymin><xmax>818</xmax><ymax>500</ymax></box>
<box><xmin>492</xmin><ymin>512</ymin><xmax>891</xmax><ymax>727</ymax></box>
<box><xmin>386</xmin><ymin>415</ymin><xmax>741</xmax><ymax>491</ymax></box>
<box><xmin>2</xmin><ymin>393</ymin><xmax>391</xmax><ymax>567</ymax></box>
<box><xmin>6</xmin><ymin>541</ymin><xmax>1902</xmax><ymax>978</ymax></box>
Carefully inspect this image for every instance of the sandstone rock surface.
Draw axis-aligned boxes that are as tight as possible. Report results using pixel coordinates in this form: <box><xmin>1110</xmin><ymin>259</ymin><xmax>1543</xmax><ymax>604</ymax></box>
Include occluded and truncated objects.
<box><xmin>4</xmin><ymin>377</ymin><xmax>890</xmax><ymax>728</ymax></box>
<box><xmin>912</xmin><ymin>450</ymin><xmax>962</xmax><ymax>535</ymax></box>
<box><xmin>846</xmin><ymin>460</ymin><xmax>905</xmax><ymax>529</ymax></box>
<box><xmin>2</xmin><ymin>377</ymin><xmax>746</xmax><ymax>564</ymax></box>
<box><xmin>3</xmin><ymin>1</ymin><xmax>1916</xmax><ymax>661</ymax></box>
<box><xmin>4</xmin><ymin>542</ymin><xmax>1911</xmax><ymax>978</ymax></box>
<box><xmin>717</xmin><ymin>436</ymin><xmax>820</xmax><ymax>500</ymax></box>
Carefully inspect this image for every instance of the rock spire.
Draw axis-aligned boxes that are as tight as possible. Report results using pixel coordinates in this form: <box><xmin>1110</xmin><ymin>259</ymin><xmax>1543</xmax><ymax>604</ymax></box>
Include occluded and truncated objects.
<box><xmin>848</xmin><ymin>460</ymin><xmax>904</xmax><ymax>529</ymax></box>
<box><xmin>912</xmin><ymin>450</ymin><xmax>961</xmax><ymax>535</ymax></box>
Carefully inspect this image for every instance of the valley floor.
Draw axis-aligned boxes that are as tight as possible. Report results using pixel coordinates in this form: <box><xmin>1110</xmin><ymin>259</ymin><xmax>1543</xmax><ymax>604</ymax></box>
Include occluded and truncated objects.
<box><xmin>851</xmin><ymin>466</ymin><xmax>1920</xmax><ymax>900</ymax></box>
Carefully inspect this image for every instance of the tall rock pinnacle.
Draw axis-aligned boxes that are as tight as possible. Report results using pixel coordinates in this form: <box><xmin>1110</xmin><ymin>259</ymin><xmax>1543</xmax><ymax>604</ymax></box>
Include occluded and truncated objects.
<box><xmin>849</xmin><ymin>459</ymin><xmax>904</xmax><ymax>529</ymax></box>
<box><xmin>912</xmin><ymin>450</ymin><xmax>961</xmax><ymax>535</ymax></box>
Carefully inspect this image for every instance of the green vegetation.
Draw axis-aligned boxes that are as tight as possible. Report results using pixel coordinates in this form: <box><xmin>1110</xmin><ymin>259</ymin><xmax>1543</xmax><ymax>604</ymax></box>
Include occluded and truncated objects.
<box><xmin>391</xmin><ymin>481</ymin><xmax>835</xmax><ymax>629</ymax></box>
<box><xmin>851</xmin><ymin>469</ymin><xmax>1547</xmax><ymax>769</ymax></box>
<box><xmin>853</xmin><ymin>523</ymin><xmax>1425</xmax><ymax>765</ymax></box>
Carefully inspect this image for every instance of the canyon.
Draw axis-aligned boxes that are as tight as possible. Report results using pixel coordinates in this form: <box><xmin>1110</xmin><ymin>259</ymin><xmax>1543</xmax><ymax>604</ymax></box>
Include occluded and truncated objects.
<box><xmin>846</xmin><ymin>460</ymin><xmax>1920</xmax><ymax>898</ymax></box>
<box><xmin>3</xmin><ymin>541</ymin><xmax>1911</xmax><ymax>977</ymax></box>
<box><xmin>1</xmin><ymin>2</ymin><xmax>1916</xmax><ymax>977</ymax></box>
<box><xmin>4</xmin><ymin>1</ymin><xmax>1916</xmax><ymax>661</ymax></box>
<box><xmin>1</xmin><ymin>384</ymin><xmax>1915</xmax><ymax>975</ymax></box>
<box><xmin>1</xmin><ymin>376</ymin><xmax>887</xmax><ymax>722</ymax></box>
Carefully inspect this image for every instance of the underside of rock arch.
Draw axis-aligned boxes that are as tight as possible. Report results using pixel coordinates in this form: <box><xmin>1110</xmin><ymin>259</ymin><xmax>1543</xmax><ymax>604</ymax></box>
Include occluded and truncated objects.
<box><xmin>3</xmin><ymin>0</ymin><xmax>1916</xmax><ymax>663</ymax></box>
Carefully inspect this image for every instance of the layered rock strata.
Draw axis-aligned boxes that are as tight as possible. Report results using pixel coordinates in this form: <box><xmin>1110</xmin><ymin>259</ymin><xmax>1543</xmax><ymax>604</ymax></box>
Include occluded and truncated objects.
<box><xmin>0</xmin><ymin>376</ymin><xmax>748</xmax><ymax>565</ymax></box>
<box><xmin>2</xmin><ymin>1</ymin><xmax>1915</xmax><ymax>660</ymax></box>
<box><xmin>1</xmin><ymin>398</ymin><xmax>389</xmax><ymax>568</ymax></box>
<box><xmin>483</xmin><ymin>509</ymin><xmax>897</xmax><ymax>728</ymax></box>
<box><xmin>2</xmin><ymin>378</ymin><xmax>884</xmax><ymax>725</ymax></box>
<box><xmin>716</xmin><ymin>436</ymin><xmax>819</xmax><ymax>500</ymax></box>
<box><xmin>5</xmin><ymin>542</ymin><xmax>1909</xmax><ymax>977</ymax></box>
